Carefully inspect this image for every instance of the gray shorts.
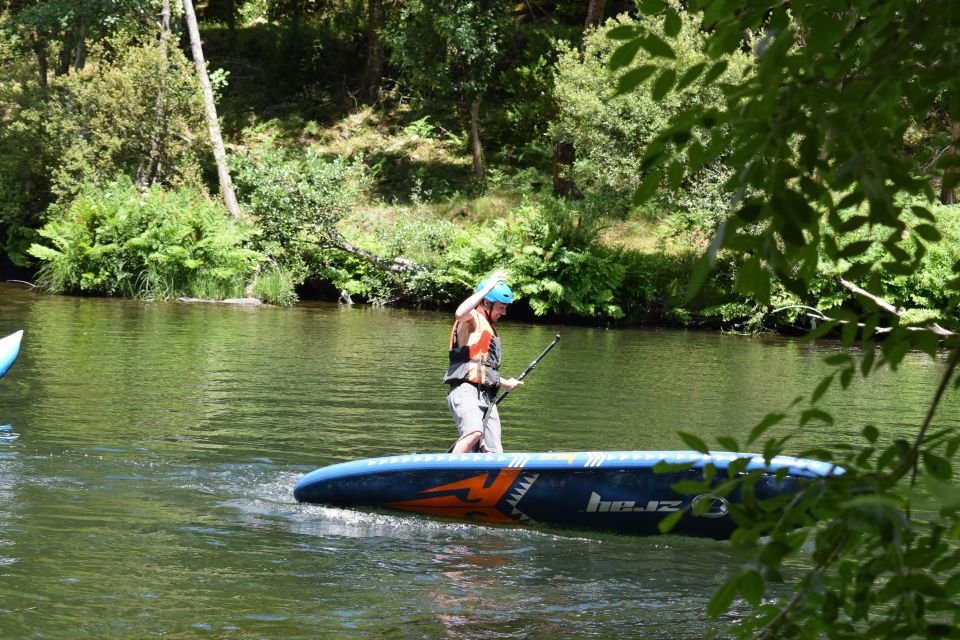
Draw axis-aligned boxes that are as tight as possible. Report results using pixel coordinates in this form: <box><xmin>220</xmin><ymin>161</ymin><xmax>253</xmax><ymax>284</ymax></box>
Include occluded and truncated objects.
<box><xmin>446</xmin><ymin>382</ymin><xmax>502</xmax><ymax>453</ymax></box>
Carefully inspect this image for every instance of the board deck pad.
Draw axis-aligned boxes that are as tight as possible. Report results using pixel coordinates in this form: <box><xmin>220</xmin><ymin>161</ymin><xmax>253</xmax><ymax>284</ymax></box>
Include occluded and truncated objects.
<box><xmin>294</xmin><ymin>450</ymin><xmax>841</xmax><ymax>538</ymax></box>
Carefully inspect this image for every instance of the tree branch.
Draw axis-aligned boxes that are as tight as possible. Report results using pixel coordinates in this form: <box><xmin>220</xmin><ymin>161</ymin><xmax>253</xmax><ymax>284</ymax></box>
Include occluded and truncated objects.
<box><xmin>325</xmin><ymin>237</ymin><xmax>423</xmax><ymax>274</ymax></box>
<box><xmin>835</xmin><ymin>276</ymin><xmax>955</xmax><ymax>336</ymax></box>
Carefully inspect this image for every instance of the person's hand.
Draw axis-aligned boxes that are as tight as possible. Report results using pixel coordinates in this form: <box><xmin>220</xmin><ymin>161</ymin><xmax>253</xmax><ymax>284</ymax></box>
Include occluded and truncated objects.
<box><xmin>499</xmin><ymin>377</ymin><xmax>523</xmax><ymax>391</ymax></box>
<box><xmin>488</xmin><ymin>270</ymin><xmax>509</xmax><ymax>287</ymax></box>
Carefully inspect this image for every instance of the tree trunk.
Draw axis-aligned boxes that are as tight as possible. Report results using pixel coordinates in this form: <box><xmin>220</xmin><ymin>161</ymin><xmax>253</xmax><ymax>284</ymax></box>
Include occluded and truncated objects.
<box><xmin>552</xmin><ymin>141</ymin><xmax>575</xmax><ymax>197</ymax></box>
<box><xmin>73</xmin><ymin>11</ymin><xmax>89</xmax><ymax>71</ymax></box>
<box><xmin>470</xmin><ymin>95</ymin><xmax>484</xmax><ymax>181</ymax></box>
<box><xmin>182</xmin><ymin>0</ymin><xmax>243</xmax><ymax>220</ymax></box>
<box><xmin>585</xmin><ymin>0</ymin><xmax>606</xmax><ymax>28</ymax></box>
<box><xmin>137</xmin><ymin>0</ymin><xmax>172</xmax><ymax>188</ymax></box>
<box><xmin>362</xmin><ymin>0</ymin><xmax>385</xmax><ymax>104</ymax></box>
<box><xmin>56</xmin><ymin>34</ymin><xmax>71</xmax><ymax>76</ymax></box>
<box><xmin>941</xmin><ymin>116</ymin><xmax>960</xmax><ymax>205</ymax></box>
<box><xmin>33</xmin><ymin>38</ymin><xmax>49</xmax><ymax>90</ymax></box>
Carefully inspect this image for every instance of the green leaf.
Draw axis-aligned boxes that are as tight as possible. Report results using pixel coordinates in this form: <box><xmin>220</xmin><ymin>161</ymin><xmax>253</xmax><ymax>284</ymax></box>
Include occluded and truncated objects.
<box><xmin>837</xmin><ymin>239</ymin><xmax>873</xmax><ymax>259</ymax></box>
<box><xmin>653</xmin><ymin>460</ymin><xmax>696</xmax><ymax>473</ymax></box>
<box><xmin>657</xmin><ymin>509</ymin><xmax>684</xmax><ymax>533</ymax></box>
<box><xmin>811</xmin><ymin>373</ymin><xmax>834</xmax><ymax>403</ymax></box>
<box><xmin>914</xmin><ymin>224</ymin><xmax>942</xmax><ymax>242</ymax></box>
<box><xmin>708</xmin><ymin>576</ymin><xmax>739</xmax><ymax>619</ymax></box>
<box><xmin>672</xmin><ymin>479</ymin><xmax>709</xmax><ymax>494</ymax></box>
<box><xmin>747</xmin><ymin>412</ymin><xmax>785</xmax><ymax>446</ymax></box>
<box><xmin>676</xmin><ymin>62</ymin><xmax>706</xmax><ymax>91</ymax></box>
<box><xmin>922</xmin><ymin>451</ymin><xmax>953</xmax><ymax>480</ymax></box>
<box><xmin>664</xmin><ymin>12</ymin><xmax>682</xmax><ymax>37</ymax></box>
<box><xmin>716</xmin><ymin>436</ymin><xmax>741</xmax><ymax>452</ymax></box>
<box><xmin>609</xmin><ymin>40</ymin><xmax>643</xmax><ymax>70</ymax></box>
<box><xmin>679</xmin><ymin>431</ymin><xmax>710</xmax><ymax>453</ymax></box>
<box><xmin>639</xmin><ymin>0</ymin><xmax>667</xmax><ymax>13</ymax></box>
<box><xmin>614</xmin><ymin>65</ymin><xmax>657</xmax><ymax>95</ymax></box>
<box><xmin>632</xmin><ymin>170</ymin><xmax>662</xmax><ymax>206</ymax></box>
<box><xmin>701</xmin><ymin>60</ymin><xmax>728</xmax><ymax>85</ymax></box>
<box><xmin>862</xmin><ymin>424</ymin><xmax>879</xmax><ymax>444</ymax></box>
<box><xmin>640</xmin><ymin>33</ymin><xmax>676</xmax><ymax>59</ymax></box>
<box><xmin>801</xmin><ymin>408</ymin><xmax>834</xmax><ymax>426</ymax></box>
<box><xmin>739</xmin><ymin>569</ymin><xmax>765</xmax><ymax>606</ymax></box>
<box><xmin>651</xmin><ymin>69</ymin><xmax>677</xmax><ymax>100</ymax></box>
<box><xmin>904</xmin><ymin>573</ymin><xmax>946</xmax><ymax>597</ymax></box>
<box><xmin>606</xmin><ymin>25</ymin><xmax>640</xmax><ymax>41</ymax></box>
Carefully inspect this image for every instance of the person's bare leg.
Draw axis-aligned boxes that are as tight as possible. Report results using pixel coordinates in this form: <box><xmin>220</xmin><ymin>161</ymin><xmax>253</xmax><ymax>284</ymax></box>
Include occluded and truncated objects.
<box><xmin>451</xmin><ymin>431</ymin><xmax>482</xmax><ymax>453</ymax></box>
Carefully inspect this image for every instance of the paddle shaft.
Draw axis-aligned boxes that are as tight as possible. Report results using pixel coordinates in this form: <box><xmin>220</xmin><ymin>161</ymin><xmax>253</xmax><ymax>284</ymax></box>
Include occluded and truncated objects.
<box><xmin>483</xmin><ymin>333</ymin><xmax>561</xmax><ymax>423</ymax></box>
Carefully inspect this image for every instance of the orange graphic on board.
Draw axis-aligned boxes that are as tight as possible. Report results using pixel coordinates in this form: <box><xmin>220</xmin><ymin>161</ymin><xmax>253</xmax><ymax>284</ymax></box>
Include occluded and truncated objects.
<box><xmin>385</xmin><ymin>468</ymin><xmax>523</xmax><ymax>524</ymax></box>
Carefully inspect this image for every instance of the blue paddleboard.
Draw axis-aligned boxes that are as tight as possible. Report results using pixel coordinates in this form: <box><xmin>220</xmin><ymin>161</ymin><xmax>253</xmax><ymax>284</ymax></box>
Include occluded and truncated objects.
<box><xmin>0</xmin><ymin>330</ymin><xmax>22</xmax><ymax>379</ymax></box>
<box><xmin>294</xmin><ymin>450</ymin><xmax>841</xmax><ymax>539</ymax></box>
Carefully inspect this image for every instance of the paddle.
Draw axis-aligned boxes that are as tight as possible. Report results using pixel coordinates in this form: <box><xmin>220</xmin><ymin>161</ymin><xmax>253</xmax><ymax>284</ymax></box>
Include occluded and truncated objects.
<box><xmin>448</xmin><ymin>333</ymin><xmax>561</xmax><ymax>453</ymax></box>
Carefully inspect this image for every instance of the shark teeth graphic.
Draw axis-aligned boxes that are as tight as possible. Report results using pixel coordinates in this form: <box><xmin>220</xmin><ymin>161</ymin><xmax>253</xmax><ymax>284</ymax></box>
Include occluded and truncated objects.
<box><xmin>504</xmin><ymin>473</ymin><xmax>540</xmax><ymax>524</ymax></box>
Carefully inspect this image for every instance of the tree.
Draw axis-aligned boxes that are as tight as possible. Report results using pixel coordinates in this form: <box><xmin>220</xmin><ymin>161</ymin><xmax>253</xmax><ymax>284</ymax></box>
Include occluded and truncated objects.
<box><xmin>612</xmin><ymin>0</ymin><xmax>960</xmax><ymax>637</ymax></box>
<box><xmin>386</xmin><ymin>0</ymin><xmax>513</xmax><ymax>181</ymax></box>
<box><xmin>181</xmin><ymin>0</ymin><xmax>242</xmax><ymax>220</ymax></box>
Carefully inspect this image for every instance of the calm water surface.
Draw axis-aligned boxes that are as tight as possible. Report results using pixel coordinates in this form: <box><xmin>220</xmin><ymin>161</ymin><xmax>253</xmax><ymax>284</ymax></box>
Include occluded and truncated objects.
<box><xmin>0</xmin><ymin>283</ymin><xmax>956</xmax><ymax>638</ymax></box>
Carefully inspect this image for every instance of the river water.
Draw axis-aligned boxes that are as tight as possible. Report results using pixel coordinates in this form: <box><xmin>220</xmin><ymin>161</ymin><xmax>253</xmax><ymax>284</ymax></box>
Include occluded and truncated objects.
<box><xmin>0</xmin><ymin>282</ymin><xmax>955</xmax><ymax>639</ymax></box>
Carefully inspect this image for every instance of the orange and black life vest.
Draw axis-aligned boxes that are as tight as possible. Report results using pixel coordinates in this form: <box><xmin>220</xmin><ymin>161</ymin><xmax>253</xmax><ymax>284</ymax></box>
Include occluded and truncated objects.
<box><xmin>443</xmin><ymin>307</ymin><xmax>502</xmax><ymax>388</ymax></box>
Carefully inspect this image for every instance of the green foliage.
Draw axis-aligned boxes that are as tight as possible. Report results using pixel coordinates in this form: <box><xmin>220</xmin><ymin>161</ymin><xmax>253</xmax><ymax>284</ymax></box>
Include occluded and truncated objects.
<box><xmin>552</xmin><ymin>8</ymin><xmax>751</xmax><ymax>223</ymax></box>
<box><xmin>232</xmin><ymin>145</ymin><xmax>368</xmax><ymax>277</ymax></box>
<box><xmin>0</xmin><ymin>32</ymin><xmax>207</xmax><ymax>263</ymax></box>
<box><xmin>27</xmin><ymin>178</ymin><xmax>260</xmax><ymax>300</ymax></box>
<box><xmin>385</xmin><ymin>0</ymin><xmax>513</xmax><ymax>101</ymax></box>
<box><xmin>41</xmin><ymin>36</ymin><xmax>208</xmax><ymax>200</ymax></box>
<box><xmin>440</xmin><ymin>197</ymin><xmax>627</xmax><ymax>318</ymax></box>
<box><xmin>251</xmin><ymin>265</ymin><xmax>298</xmax><ymax>306</ymax></box>
<box><xmin>613</xmin><ymin>0</ymin><xmax>960</xmax><ymax>637</ymax></box>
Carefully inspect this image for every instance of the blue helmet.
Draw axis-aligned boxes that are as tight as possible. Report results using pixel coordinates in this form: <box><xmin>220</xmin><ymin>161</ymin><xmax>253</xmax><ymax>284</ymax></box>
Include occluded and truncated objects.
<box><xmin>476</xmin><ymin>279</ymin><xmax>513</xmax><ymax>304</ymax></box>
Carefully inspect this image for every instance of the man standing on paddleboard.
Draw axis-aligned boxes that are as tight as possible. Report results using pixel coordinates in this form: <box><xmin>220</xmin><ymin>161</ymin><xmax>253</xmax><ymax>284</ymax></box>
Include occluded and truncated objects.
<box><xmin>444</xmin><ymin>271</ymin><xmax>523</xmax><ymax>453</ymax></box>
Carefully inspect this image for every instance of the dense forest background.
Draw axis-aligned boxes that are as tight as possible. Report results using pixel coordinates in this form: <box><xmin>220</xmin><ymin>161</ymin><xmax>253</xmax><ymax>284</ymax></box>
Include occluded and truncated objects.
<box><xmin>1</xmin><ymin>0</ymin><xmax>959</xmax><ymax>333</ymax></box>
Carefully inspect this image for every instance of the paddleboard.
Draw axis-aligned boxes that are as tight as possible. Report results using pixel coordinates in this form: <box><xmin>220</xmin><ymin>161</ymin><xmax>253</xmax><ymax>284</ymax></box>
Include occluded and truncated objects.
<box><xmin>0</xmin><ymin>330</ymin><xmax>22</xmax><ymax>379</ymax></box>
<box><xmin>294</xmin><ymin>450</ymin><xmax>841</xmax><ymax>538</ymax></box>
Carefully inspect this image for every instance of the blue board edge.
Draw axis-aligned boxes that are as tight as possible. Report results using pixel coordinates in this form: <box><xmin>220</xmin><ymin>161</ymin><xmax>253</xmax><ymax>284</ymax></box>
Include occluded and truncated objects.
<box><xmin>295</xmin><ymin>449</ymin><xmax>843</xmax><ymax>493</ymax></box>
<box><xmin>0</xmin><ymin>330</ymin><xmax>22</xmax><ymax>379</ymax></box>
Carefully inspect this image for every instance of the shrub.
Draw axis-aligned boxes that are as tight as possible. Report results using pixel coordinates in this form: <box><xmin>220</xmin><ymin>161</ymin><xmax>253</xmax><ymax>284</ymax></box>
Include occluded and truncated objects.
<box><xmin>551</xmin><ymin>9</ymin><xmax>752</xmax><ymax>225</ymax></box>
<box><xmin>232</xmin><ymin>145</ymin><xmax>368</xmax><ymax>277</ymax></box>
<box><xmin>28</xmin><ymin>178</ymin><xmax>260</xmax><ymax>300</ymax></box>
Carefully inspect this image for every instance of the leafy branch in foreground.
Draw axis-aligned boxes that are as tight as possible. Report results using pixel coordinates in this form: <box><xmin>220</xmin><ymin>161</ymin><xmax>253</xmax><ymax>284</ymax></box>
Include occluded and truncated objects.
<box><xmin>616</xmin><ymin>0</ymin><xmax>960</xmax><ymax>637</ymax></box>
